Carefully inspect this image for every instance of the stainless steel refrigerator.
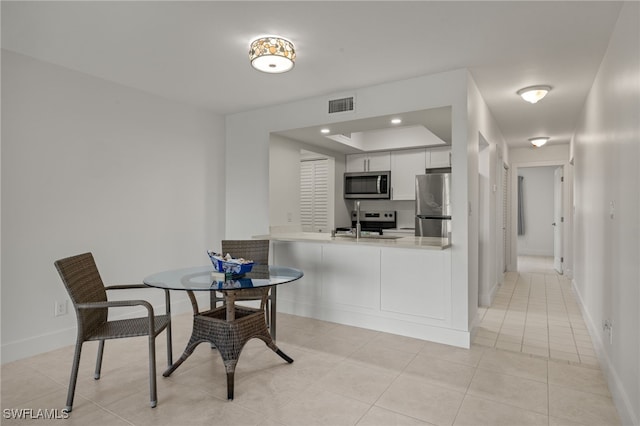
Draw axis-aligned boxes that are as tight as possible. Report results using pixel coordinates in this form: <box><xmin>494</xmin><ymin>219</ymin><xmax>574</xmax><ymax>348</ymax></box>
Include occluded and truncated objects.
<box><xmin>415</xmin><ymin>173</ymin><xmax>451</xmax><ymax>238</ymax></box>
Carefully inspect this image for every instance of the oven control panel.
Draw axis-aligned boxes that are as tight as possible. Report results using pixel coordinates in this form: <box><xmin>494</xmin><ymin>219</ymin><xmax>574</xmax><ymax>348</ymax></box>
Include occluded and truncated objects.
<box><xmin>351</xmin><ymin>210</ymin><xmax>396</xmax><ymax>222</ymax></box>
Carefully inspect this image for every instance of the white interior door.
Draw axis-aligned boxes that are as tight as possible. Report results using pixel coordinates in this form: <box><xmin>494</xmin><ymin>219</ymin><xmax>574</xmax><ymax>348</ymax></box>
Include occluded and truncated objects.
<box><xmin>502</xmin><ymin>165</ymin><xmax>509</xmax><ymax>272</ymax></box>
<box><xmin>553</xmin><ymin>167</ymin><xmax>563</xmax><ymax>273</ymax></box>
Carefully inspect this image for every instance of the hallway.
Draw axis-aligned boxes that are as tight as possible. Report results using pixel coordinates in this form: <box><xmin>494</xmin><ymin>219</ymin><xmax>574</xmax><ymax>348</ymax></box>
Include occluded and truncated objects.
<box><xmin>474</xmin><ymin>256</ymin><xmax>597</xmax><ymax>365</ymax></box>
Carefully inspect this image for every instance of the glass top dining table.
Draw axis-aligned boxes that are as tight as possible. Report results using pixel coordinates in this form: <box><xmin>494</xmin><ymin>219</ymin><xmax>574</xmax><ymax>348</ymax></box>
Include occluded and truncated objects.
<box><xmin>143</xmin><ymin>264</ymin><xmax>303</xmax><ymax>292</ymax></box>
<box><xmin>142</xmin><ymin>264</ymin><xmax>303</xmax><ymax>400</ymax></box>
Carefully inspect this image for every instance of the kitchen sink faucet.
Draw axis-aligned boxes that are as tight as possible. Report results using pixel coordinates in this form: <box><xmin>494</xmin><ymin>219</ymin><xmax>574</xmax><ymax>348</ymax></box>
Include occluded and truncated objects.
<box><xmin>354</xmin><ymin>200</ymin><xmax>362</xmax><ymax>239</ymax></box>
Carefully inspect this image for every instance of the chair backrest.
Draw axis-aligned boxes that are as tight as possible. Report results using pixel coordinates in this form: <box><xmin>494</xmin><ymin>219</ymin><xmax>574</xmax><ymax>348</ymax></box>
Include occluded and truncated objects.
<box><xmin>54</xmin><ymin>252</ymin><xmax>108</xmax><ymax>337</ymax></box>
<box><xmin>221</xmin><ymin>240</ymin><xmax>269</xmax><ymax>265</ymax></box>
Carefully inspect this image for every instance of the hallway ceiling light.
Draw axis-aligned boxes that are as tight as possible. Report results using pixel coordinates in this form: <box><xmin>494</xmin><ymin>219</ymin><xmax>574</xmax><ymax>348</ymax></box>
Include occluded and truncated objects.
<box><xmin>249</xmin><ymin>36</ymin><xmax>296</xmax><ymax>73</ymax></box>
<box><xmin>517</xmin><ymin>85</ymin><xmax>551</xmax><ymax>104</ymax></box>
<box><xmin>391</xmin><ymin>118</ymin><xmax>402</xmax><ymax>124</ymax></box>
<box><xmin>529</xmin><ymin>137</ymin><xmax>549</xmax><ymax>147</ymax></box>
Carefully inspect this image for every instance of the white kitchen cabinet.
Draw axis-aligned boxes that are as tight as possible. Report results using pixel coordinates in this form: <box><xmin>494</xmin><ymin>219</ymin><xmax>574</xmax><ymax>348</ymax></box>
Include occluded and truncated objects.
<box><xmin>391</xmin><ymin>148</ymin><xmax>426</xmax><ymax>200</ymax></box>
<box><xmin>346</xmin><ymin>151</ymin><xmax>391</xmax><ymax>172</ymax></box>
<box><xmin>271</xmin><ymin>238</ymin><xmax>464</xmax><ymax>347</ymax></box>
<box><xmin>426</xmin><ymin>146</ymin><xmax>452</xmax><ymax>168</ymax></box>
<box><xmin>380</xmin><ymin>248</ymin><xmax>451</xmax><ymax>320</ymax></box>
<box><xmin>321</xmin><ymin>244</ymin><xmax>380</xmax><ymax>309</ymax></box>
<box><xmin>272</xmin><ymin>241</ymin><xmax>322</xmax><ymax>304</ymax></box>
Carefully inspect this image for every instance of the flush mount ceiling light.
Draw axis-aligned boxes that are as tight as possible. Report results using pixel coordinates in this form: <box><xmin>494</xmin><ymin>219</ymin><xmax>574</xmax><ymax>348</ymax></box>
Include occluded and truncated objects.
<box><xmin>320</xmin><ymin>128</ymin><xmax>331</xmax><ymax>134</ymax></box>
<box><xmin>249</xmin><ymin>36</ymin><xmax>296</xmax><ymax>73</ymax></box>
<box><xmin>529</xmin><ymin>137</ymin><xmax>549</xmax><ymax>147</ymax></box>
<box><xmin>517</xmin><ymin>85</ymin><xmax>552</xmax><ymax>104</ymax></box>
<box><xmin>391</xmin><ymin>118</ymin><xmax>402</xmax><ymax>125</ymax></box>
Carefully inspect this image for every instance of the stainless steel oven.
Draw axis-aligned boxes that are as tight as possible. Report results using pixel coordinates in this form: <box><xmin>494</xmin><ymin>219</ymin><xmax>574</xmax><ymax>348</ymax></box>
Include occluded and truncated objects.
<box><xmin>344</xmin><ymin>171</ymin><xmax>391</xmax><ymax>199</ymax></box>
<box><xmin>351</xmin><ymin>210</ymin><xmax>397</xmax><ymax>234</ymax></box>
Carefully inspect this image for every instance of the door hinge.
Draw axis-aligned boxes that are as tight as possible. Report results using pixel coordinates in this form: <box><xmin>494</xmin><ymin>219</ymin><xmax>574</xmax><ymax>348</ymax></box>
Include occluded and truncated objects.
<box><xmin>561</xmin><ymin>176</ymin><xmax>564</xmax><ymax>182</ymax></box>
<box><xmin>561</xmin><ymin>217</ymin><xmax>564</xmax><ymax>222</ymax></box>
<box><xmin>561</xmin><ymin>257</ymin><xmax>564</xmax><ymax>263</ymax></box>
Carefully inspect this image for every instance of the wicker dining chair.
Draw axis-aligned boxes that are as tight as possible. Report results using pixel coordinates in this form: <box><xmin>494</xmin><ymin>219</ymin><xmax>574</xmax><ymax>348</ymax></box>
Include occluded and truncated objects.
<box><xmin>210</xmin><ymin>240</ymin><xmax>272</xmax><ymax>328</ymax></box>
<box><xmin>54</xmin><ymin>252</ymin><xmax>172</xmax><ymax>412</ymax></box>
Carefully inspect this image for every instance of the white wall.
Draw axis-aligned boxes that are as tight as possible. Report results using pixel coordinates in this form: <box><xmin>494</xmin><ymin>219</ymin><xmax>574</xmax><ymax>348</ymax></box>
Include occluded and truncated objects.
<box><xmin>1</xmin><ymin>50</ymin><xmax>226</xmax><ymax>362</ymax></box>
<box><xmin>227</xmin><ymin>69</ymin><xmax>473</xmax><ymax>336</ymax></box>
<box><xmin>466</xmin><ymin>75</ymin><xmax>509</xmax><ymax>313</ymax></box>
<box><xmin>517</xmin><ymin>166</ymin><xmax>555</xmax><ymax>256</ymax></box>
<box><xmin>477</xmin><ymin>139</ymin><xmax>491</xmax><ymax>306</ymax></box>
<box><xmin>269</xmin><ymin>135</ymin><xmax>303</xmax><ymax>230</ymax></box>
<box><xmin>571</xmin><ymin>3</ymin><xmax>639</xmax><ymax>425</ymax></box>
<box><xmin>269</xmin><ymin>135</ymin><xmax>349</xmax><ymax>231</ymax></box>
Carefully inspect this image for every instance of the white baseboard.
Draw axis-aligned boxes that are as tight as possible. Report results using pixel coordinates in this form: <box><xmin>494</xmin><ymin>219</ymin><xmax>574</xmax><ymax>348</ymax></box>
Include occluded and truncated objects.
<box><xmin>278</xmin><ymin>299</ymin><xmax>470</xmax><ymax>349</ymax></box>
<box><xmin>571</xmin><ymin>278</ymin><xmax>638</xmax><ymax>426</ymax></box>
<box><xmin>1</xmin><ymin>295</ymin><xmax>203</xmax><ymax>364</ymax></box>
<box><xmin>479</xmin><ymin>280</ymin><xmax>499</xmax><ymax>307</ymax></box>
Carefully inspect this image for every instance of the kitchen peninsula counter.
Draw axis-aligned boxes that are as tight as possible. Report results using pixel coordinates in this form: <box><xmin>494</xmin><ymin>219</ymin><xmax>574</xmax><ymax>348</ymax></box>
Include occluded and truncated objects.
<box><xmin>257</xmin><ymin>232</ymin><xmax>450</xmax><ymax>250</ymax></box>
<box><xmin>262</xmin><ymin>231</ymin><xmax>469</xmax><ymax>348</ymax></box>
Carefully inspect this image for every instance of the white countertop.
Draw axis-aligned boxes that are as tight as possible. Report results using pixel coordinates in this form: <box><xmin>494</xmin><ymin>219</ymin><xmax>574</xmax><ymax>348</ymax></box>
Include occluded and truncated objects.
<box><xmin>256</xmin><ymin>232</ymin><xmax>450</xmax><ymax>250</ymax></box>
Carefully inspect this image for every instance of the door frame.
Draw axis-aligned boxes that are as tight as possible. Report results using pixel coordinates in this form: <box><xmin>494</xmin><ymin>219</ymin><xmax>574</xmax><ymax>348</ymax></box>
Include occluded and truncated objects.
<box><xmin>553</xmin><ymin>166</ymin><xmax>564</xmax><ymax>273</ymax></box>
<box><xmin>508</xmin><ymin>159</ymin><xmax>572</xmax><ymax>275</ymax></box>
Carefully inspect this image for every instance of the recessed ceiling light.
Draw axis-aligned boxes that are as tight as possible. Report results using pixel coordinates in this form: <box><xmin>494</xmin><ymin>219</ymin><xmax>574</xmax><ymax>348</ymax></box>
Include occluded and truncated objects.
<box><xmin>517</xmin><ymin>85</ymin><xmax>552</xmax><ymax>104</ymax></box>
<box><xmin>320</xmin><ymin>128</ymin><xmax>330</xmax><ymax>134</ymax></box>
<box><xmin>391</xmin><ymin>118</ymin><xmax>402</xmax><ymax>125</ymax></box>
<box><xmin>529</xmin><ymin>137</ymin><xmax>549</xmax><ymax>147</ymax></box>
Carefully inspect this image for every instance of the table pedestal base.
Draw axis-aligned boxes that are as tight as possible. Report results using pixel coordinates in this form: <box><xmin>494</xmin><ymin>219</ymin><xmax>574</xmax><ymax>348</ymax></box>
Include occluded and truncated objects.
<box><xmin>163</xmin><ymin>305</ymin><xmax>293</xmax><ymax>399</ymax></box>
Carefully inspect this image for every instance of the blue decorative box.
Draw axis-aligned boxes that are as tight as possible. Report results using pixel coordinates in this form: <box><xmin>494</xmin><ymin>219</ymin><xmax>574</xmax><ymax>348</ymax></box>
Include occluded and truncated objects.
<box><xmin>207</xmin><ymin>251</ymin><xmax>254</xmax><ymax>275</ymax></box>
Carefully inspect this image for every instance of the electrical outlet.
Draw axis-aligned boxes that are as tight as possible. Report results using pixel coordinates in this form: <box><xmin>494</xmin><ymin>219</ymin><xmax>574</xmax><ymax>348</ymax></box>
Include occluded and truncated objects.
<box><xmin>54</xmin><ymin>300</ymin><xmax>67</xmax><ymax>317</ymax></box>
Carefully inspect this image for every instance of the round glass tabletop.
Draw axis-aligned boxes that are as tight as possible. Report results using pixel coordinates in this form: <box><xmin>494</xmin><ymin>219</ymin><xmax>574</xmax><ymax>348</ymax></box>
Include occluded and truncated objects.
<box><xmin>143</xmin><ymin>264</ymin><xmax>303</xmax><ymax>292</ymax></box>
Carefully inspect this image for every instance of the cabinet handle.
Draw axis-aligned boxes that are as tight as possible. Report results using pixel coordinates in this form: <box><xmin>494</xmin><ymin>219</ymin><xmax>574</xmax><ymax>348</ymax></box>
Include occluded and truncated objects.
<box><xmin>449</xmin><ymin>152</ymin><xmax>452</xmax><ymax>167</ymax></box>
<box><xmin>367</xmin><ymin>158</ymin><xmax>371</xmax><ymax>171</ymax></box>
<box><xmin>364</xmin><ymin>159</ymin><xmax>367</xmax><ymax>171</ymax></box>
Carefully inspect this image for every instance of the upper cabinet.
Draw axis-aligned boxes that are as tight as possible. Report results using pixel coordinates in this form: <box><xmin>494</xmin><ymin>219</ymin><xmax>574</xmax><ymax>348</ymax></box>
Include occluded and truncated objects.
<box><xmin>345</xmin><ymin>146</ymin><xmax>450</xmax><ymax>201</ymax></box>
<box><xmin>346</xmin><ymin>151</ymin><xmax>391</xmax><ymax>172</ymax></box>
<box><xmin>390</xmin><ymin>148</ymin><xmax>426</xmax><ymax>200</ymax></box>
<box><xmin>426</xmin><ymin>146</ymin><xmax>452</xmax><ymax>168</ymax></box>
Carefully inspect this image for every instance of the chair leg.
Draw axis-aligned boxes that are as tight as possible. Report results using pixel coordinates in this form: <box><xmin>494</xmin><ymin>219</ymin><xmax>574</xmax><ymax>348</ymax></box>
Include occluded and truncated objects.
<box><xmin>270</xmin><ymin>288</ymin><xmax>277</xmax><ymax>340</ymax></box>
<box><xmin>148</xmin><ymin>335</ymin><xmax>158</xmax><ymax>408</ymax></box>
<box><xmin>65</xmin><ymin>341</ymin><xmax>83</xmax><ymax>413</ymax></box>
<box><xmin>94</xmin><ymin>340</ymin><xmax>105</xmax><ymax>379</ymax></box>
<box><xmin>166</xmin><ymin>322</ymin><xmax>173</xmax><ymax>367</ymax></box>
<box><xmin>226</xmin><ymin>371</ymin><xmax>235</xmax><ymax>400</ymax></box>
<box><xmin>164</xmin><ymin>289</ymin><xmax>173</xmax><ymax>366</ymax></box>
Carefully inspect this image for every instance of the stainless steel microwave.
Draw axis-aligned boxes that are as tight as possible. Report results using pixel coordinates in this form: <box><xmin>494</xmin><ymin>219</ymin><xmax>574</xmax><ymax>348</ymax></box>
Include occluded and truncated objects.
<box><xmin>344</xmin><ymin>171</ymin><xmax>391</xmax><ymax>199</ymax></box>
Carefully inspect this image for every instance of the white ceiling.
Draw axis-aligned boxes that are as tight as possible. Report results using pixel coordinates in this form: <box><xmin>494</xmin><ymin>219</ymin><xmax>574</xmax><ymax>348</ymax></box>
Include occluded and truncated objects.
<box><xmin>1</xmin><ymin>1</ymin><xmax>623</xmax><ymax>148</ymax></box>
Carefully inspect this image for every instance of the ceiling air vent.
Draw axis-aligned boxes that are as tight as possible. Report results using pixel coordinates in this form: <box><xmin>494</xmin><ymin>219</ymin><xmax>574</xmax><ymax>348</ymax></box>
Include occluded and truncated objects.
<box><xmin>328</xmin><ymin>96</ymin><xmax>355</xmax><ymax>114</ymax></box>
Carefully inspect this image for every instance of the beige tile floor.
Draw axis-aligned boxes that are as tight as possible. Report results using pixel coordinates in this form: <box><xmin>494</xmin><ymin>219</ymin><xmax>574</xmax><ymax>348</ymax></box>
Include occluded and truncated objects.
<box><xmin>474</xmin><ymin>256</ymin><xmax>598</xmax><ymax>365</ymax></box>
<box><xmin>1</xmin><ymin>257</ymin><xmax>620</xmax><ymax>425</ymax></box>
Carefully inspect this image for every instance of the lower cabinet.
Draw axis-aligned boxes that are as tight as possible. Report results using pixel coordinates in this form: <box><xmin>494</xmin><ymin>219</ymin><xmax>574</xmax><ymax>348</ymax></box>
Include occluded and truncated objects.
<box><xmin>380</xmin><ymin>248</ymin><xmax>451</xmax><ymax>320</ymax></box>
<box><xmin>321</xmin><ymin>244</ymin><xmax>380</xmax><ymax>309</ymax></box>
<box><xmin>272</xmin><ymin>240</ymin><xmax>461</xmax><ymax>346</ymax></box>
<box><xmin>272</xmin><ymin>241</ymin><xmax>322</xmax><ymax>303</ymax></box>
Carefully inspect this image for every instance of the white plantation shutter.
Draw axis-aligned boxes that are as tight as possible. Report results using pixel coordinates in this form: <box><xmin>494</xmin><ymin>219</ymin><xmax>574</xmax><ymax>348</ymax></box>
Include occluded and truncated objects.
<box><xmin>300</xmin><ymin>162</ymin><xmax>314</xmax><ymax>230</ymax></box>
<box><xmin>300</xmin><ymin>159</ymin><xmax>329</xmax><ymax>232</ymax></box>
